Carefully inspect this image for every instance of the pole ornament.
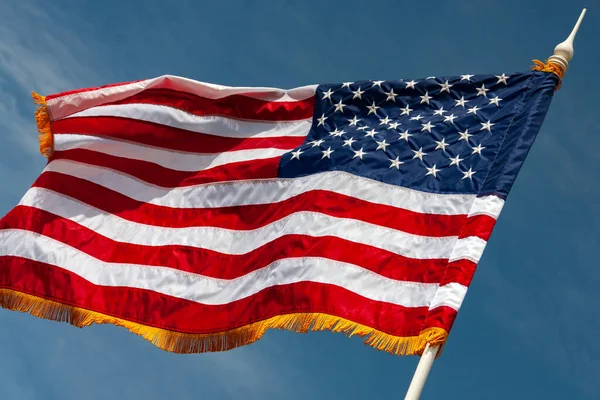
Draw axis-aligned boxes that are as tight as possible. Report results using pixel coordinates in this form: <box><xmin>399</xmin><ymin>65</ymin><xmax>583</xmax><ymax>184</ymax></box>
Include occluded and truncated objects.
<box><xmin>531</xmin><ymin>8</ymin><xmax>586</xmax><ymax>89</ymax></box>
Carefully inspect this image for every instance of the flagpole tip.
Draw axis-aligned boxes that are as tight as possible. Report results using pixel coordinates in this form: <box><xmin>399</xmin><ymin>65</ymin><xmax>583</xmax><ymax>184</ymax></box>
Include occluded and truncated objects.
<box><xmin>548</xmin><ymin>8</ymin><xmax>587</xmax><ymax>72</ymax></box>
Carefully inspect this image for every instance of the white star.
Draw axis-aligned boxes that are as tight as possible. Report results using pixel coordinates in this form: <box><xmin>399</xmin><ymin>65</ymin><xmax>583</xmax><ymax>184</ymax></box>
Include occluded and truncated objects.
<box><xmin>476</xmin><ymin>84</ymin><xmax>489</xmax><ymax>97</ymax></box>
<box><xmin>343</xmin><ymin>137</ymin><xmax>356</xmax><ymax>147</ymax></box>
<box><xmin>435</xmin><ymin>138</ymin><xmax>449</xmax><ymax>151</ymax></box>
<box><xmin>388</xmin><ymin>122</ymin><xmax>401</xmax><ymax>129</ymax></box>
<box><xmin>357</xmin><ymin>126</ymin><xmax>369</xmax><ymax>131</ymax></box>
<box><xmin>372</xmin><ymin>80</ymin><xmax>385</xmax><ymax>87</ymax></box>
<box><xmin>322</xmin><ymin>89</ymin><xmax>334</xmax><ymax>100</ymax></box>
<box><xmin>455</xmin><ymin>96</ymin><xmax>469</xmax><ymax>107</ymax></box>
<box><xmin>384</xmin><ymin>89</ymin><xmax>398</xmax><ymax>102</ymax></box>
<box><xmin>444</xmin><ymin>114</ymin><xmax>457</xmax><ymax>123</ymax></box>
<box><xmin>317</xmin><ymin>114</ymin><xmax>327</xmax><ymax>126</ymax></box>
<box><xmin>376</xmin><ymin>139</ymin><xmax>390</xmax><ymax>151</ymax></box>
<box><xmin>321</xmin><ymin>147</ymin><xmax>334</xmax><ymax>159</ymax></box>
<box><xmin>410</xmin><ymin>114</ymin><xmax>423</xmax><ymax>121</ymax></box>
<box><xmin>426</xmin><ymin>164</ymin><xmax>441</xmax><ymax>178</ymax></box>
<box><xmin>421</xmin><ymin>121</ymin><xmax>434</xmax><ymax>133</ymax></box>
<box><xmin>467</xmin><ymin>105</ymin><xmax>480</xmax><ymax>115</ymax></box>
<box><xmin>471</xmin><ymin>144</ymin><xmax>486</xmax><ymax>155</ymax></box>
<box><xmin>399</xmin><ymin>130</ymin><xmax>412</xmax><ymax>141</ymax></box>
<box><xmin>439</xmin><ymin>80</ymin><xmax>453</xmax><ymax>93</ymax></box>
<box><xmin>290</xmin><ymin>149</ymin><xmax>303</xmax><ymax>160</ymax></box>
<box><xmin>405</xmin><ymin>80</ymin><xmax>417</xmax><ymax>89</ymax></box>
<box><xmin>341</xmin><ymin>82</ymin><xmax>353</xmax><ymax>88</ymax></box>
<box><xmin>433</xmin><ymin>107</ymin><xmax>447</xmax><ymax>116</ymax></box>
<box><xmin>420</xmin><ymin>91</ymin><xmax>432</xmax><ymax>104</ymax></box>
<box><xmin>330</xmin><ymin>128</ymin><xmax>345</xmax><ymax>137</ymax></box>
<box><xmin>412</xmin><ymin>147</ymin><xmax>426</xmax><ymax>160</ymax></box>
<box><xmin>367</xmin><ymin>101</ymin><xmax>380</xmax><ymax>115</ymax></box>
<box><xmin>334</xmin><ymin>100</ymin><xmax>346</xmax><ymax>113</ymax></box>
<box><xmin>348</xmin><ymin>116</ymin><xmax>361</xmax><ymax>126</ymax></box>
<box><xmin>458</xmin><ymin>129</ymin><xmax>472</xmax><ymax>142</ymax></box>
<box><xmin>309</xmin><ymin>139</ymin><xmax>324</xmax><ymax>147</ymax></box>
<box><xmin>480</xmin><ymin>120</ymin><xmax>495</xmax><ymax>132</ymax></box>
<box><xmin>449</xmin><ymin>154</ymin><xmax>464</xmax><ymax>166</ymax></box>
<box><xmin>496</xmin><ymin>73</ymin><xmax>509</xmax><ymax>85</ymax></box>
<box><xmin>389</xmin><ymin>156</ymin><xmax>404</xmax><ymax>169</ymax></box>
<box><xmin>462</xmin><ymin>167</ymin><xmax>476</xmax><ymax>179</ymax></box>
<box><xmin>352</xmin><ymin>87</ymin><xmax>365</xmax><ymax>99</ymax></box>
<box><xmin>400</xmin><ymin>104</ymin><xmax>413</xmax><ymax>116</ymax></box>
<box><xmin>460</xmin><ymin>74</ymin><xmax>474</xmax><ymax>81</ymax></box>
<box><xmin>489</xmin><ymin>96</ymin><xmax>502</xmax><ymax>107</ymax></box>
<box><xmin>353</xmin><ymin>147</ymin><xmax>367</xmax><ymax>159</ymax></box>
<box><xmin>379</xmin><ymin>116</ymin><xmax>391</xmax><ymax>125</ymax></box>
<box><xmin>365</xmin><ymin>129</ymin><xmax>378</xmax><ymax>138</ymax></box>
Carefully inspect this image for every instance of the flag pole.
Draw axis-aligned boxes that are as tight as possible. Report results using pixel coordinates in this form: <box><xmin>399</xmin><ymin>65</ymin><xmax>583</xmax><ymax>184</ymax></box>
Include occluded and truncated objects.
<box><xmin>404</xmin><ymin>344</ymin><xmax>439</xmax><ymax>400</ymax></box>
<box><xmin>402</xmin><ymin>9</ymin><xmax>586</xmax><ymax>400</ymax></box>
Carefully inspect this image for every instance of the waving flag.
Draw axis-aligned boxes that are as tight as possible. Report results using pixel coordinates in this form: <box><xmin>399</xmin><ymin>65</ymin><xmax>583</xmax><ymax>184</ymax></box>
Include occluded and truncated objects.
<box><xmin>0</xmin><ymin>69</ymin><xmax>558</xmax><ymax>355</ymax></box>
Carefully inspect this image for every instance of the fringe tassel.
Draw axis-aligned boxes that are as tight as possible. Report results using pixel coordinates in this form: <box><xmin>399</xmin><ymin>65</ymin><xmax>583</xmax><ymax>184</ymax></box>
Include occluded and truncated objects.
<box><xmin>32</xmin><ymin>92</ymin><xmax>54</xmax><ymax>158</ymax></box>
<box><xmin>0</xmin><ymin>288</ymin><xmax>447</xmax><ymax>357</ymax></box>
<box><xmin>531</xmin><ymin>59</ymin><xmax>564</xmax><ymax>90</ymax></box>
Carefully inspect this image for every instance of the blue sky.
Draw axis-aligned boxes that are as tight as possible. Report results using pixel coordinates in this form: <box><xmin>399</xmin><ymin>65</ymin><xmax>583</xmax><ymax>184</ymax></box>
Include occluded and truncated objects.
<box><xmin>0</xmin><ymin>1</ymin><xmax>598</xmax><ymax>399</ymax></box>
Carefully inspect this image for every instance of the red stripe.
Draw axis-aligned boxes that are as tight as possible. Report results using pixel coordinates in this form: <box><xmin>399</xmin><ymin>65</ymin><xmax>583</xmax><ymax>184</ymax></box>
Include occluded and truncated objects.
<box><xmin>423</xmin><ymin>306</ymin><xmax>459</xmax><ymax>332</ymax></box>
<box><xmin>104</xmin><ymin>88</ymin><xmax>315</xmax><ymax>121</ymax></box>
<box><xmin>440</xmin><ymin>259</ymin><xmax>478</xmax><ymax>287</ymax></box>
<box><xmin>33</xmin><ymin>170</ymin><xmax>494</xmax><ymax>241</ymax></box>
<box><xmin>51</xmin><ymin>117</ymin><xmax>306</xmax><ymax>153</ymax></box>
<box><xmin>0</xmin><ymin>206</ymin><xmax>479</xmax><ymax>285</ymax></box>
<box><xmin>50</xmin><ymin>150</ymin><xmax>281</xmax><ymax>187</ymax></box>
<box><xmin>0</xmin><ymin>256</ymin><xmax>457</xmax><ymax>336</ymax></box>
<box><xmin>462</xmin><ymin>214</ymin><xmax>496</xmax><ymax>241</ymax></box>
<box><xmin>46</xmin><ymin>80</ymin><xmax>145</xmax><ymax>101</ymax></box>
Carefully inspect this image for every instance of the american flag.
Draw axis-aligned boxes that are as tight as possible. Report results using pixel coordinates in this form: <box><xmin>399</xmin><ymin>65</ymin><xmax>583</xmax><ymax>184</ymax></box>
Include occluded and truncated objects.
<box><xmin>0</xmin><ymin>71</ymin><xmax>557</xmax><ymax>355</ymax></box>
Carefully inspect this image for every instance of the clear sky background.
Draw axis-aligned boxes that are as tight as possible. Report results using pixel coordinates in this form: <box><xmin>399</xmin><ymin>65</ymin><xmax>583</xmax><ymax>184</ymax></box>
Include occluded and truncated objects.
<box><xmin>0</xmin><ymin>1</ymin><xmax>598</xmax><ymax>399</ymax></box>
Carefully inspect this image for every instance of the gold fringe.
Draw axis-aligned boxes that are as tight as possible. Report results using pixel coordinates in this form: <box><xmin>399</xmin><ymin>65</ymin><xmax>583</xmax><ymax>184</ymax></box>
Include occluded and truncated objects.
<box><xmin>0</xmin><ymin>288</ymin><xmax>447</xmax><ymax>356</ymax></box>
<box><xmin>531</xmin><ymin>59</ymin><xmax>564</xmax><ymax>90</ymax></box>
<box><xmin>32</xmin><ymin>92</ymin><xmax>54</xmax><ymax>158</ymax></box>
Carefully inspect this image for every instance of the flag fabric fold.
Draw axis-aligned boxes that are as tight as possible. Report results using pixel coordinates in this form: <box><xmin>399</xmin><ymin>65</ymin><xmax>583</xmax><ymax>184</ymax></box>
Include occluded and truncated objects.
<box><xmin>0</xmin><ymin>71</ymin><xmax>558</xmax><ymax>356</ymax></box>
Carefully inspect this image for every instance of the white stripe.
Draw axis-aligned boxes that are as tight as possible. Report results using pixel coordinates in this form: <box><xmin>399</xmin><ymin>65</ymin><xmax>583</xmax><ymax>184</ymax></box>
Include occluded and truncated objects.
<box><xmin>62</xmin><ymin>104</ymin><xmax>312</xmax><ymax>138</ymax></box>
<box><xmin>0</xmin><ymin>229</ymin><xmax>467</xmax><ymax>310</ymax></box>
<box><xmin>428</xmin><ymin>283</ymin><xmax>467</xmax><ymax>311</ymax></box>
<box><xmin>45</xmin><ymin>159</ymin><xmax>503</xmax><ymax>218</ymax></box>
<box><xmin>470</xmin><ymin>195</ymin><xmax>504</xmax><ymax>219</ymax></box>
<box><xmin>448</xmin><ymin>236</ymin><xmax>488</xmax><ymax>263</ymax></box>
<box><xmin>54</xmin><ymin>134</ymin><xmax>287</xmax><ymax>172</ymax></box>
<box><xmin>20</xmin><ymin>187</ymin><xmax>467</xmax><ymax>260</ymax></box>
<box><xmin>46</xmin><ymin>75</ymin><xmax>317</xmax><ymax>120</ymax></box>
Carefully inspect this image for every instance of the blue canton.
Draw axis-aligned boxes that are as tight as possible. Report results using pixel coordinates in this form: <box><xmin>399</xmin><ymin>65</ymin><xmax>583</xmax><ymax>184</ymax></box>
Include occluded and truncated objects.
<box><xmin>279</xmin><ymin>71</ymin><xmax>557</xmax><ymax>197</ymax></box>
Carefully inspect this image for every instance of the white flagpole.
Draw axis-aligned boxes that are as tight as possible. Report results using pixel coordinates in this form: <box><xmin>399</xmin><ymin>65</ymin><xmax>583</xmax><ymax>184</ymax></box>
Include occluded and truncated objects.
<box><xmin>404</xmin><ymin>344</ymin><xmax>439</xmax><ymax>400</ymax></box>
<box><xmin>402</xmin><ymin>8</ymin><xmax>586</xmax><ymax>400</ymax></box>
